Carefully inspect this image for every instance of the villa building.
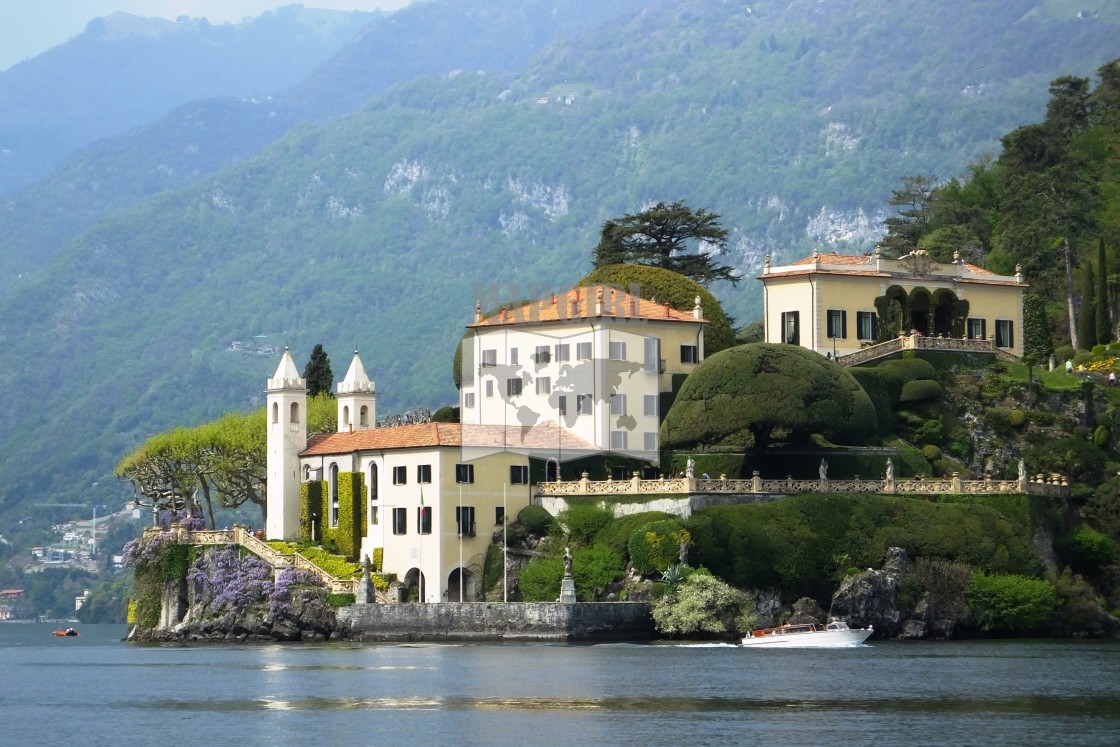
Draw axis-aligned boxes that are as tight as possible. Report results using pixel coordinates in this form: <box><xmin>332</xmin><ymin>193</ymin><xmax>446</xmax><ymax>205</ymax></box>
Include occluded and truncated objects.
<box><xmin>759</xmin><ymin>249</ymin><xmax>1027</xmax><ymax>358</ymax></box>
<box><xmin>265</xmin><ymin>284</ymin><xmax>708</xmax><ymax>602</ymax></box>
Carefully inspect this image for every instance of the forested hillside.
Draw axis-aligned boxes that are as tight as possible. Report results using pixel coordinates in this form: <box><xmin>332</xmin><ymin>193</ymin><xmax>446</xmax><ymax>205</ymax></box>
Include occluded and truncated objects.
<box><xmin>0</xmin><ymin>0</ymin><xmax>1116</xmax><ymax>524</ymax></box>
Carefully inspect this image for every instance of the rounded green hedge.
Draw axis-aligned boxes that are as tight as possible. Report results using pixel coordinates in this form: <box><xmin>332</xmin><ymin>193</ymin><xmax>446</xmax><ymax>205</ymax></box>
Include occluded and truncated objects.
<box><xmin>900</xmin><ymin>379</ymin><xmax>944</xmax><ymax>403</ymax></box>
<box><xmin>518</xmin><ymin>505</ymin><xmax>553</xmax><ymax>535</ymax></box>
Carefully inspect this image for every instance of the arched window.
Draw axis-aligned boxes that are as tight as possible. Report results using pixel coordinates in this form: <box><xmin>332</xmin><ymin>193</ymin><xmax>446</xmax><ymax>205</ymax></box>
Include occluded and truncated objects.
<box><xmin>303</xmin><ymin>464</ymin><xmax>311</xmax><ymax>481</ymax></box>
<box><xmin>290</xmin><ymin>402</ymin><xmax>300</xmax><ymax>424</ymax></box>
<box><xmin>359</xmin><ymin>405</ymin><xmax>369</xmax><ymax>427</ymax></box>
<box><xmin>272</xmin><ymin>402</ymin><xmax>279</xmax><ymax>424</ymax></box>
<box><xmin>329</xmin><ymin>464</ymin><xmax>339</xmax><ymax>527</ymax></box>
<box><xmin>342</xmin><ymin>405</ymin><xmax>350</xmax><ymax>428</ymax></box>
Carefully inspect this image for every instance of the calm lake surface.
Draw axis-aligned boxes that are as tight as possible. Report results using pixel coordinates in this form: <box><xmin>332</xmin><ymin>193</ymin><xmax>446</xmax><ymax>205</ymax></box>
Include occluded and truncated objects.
<box><xmin>2</xmin><ymin>624</ymin><xmax>1118</xmax><ymax>746</ymax></box>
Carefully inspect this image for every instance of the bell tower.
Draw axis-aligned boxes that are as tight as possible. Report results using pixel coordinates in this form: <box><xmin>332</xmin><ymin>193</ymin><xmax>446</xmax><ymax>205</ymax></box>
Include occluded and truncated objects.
<box><xmin>337</xmin><ymin>350</ymin><xmax>377</xmax><ymax>432</ymax></box>
<box><xmin>265</xmin><ymin>347</ymin><xmax>307</xmax><ymax>540</ymax></box>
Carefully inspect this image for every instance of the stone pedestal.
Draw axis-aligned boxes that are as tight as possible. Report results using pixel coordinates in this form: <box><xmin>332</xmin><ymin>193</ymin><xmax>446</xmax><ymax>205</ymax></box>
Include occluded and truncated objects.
<box><xmin>559</xmin><ymin>577</ymin><xmax>577</xmax><ymax>604</ymax></box>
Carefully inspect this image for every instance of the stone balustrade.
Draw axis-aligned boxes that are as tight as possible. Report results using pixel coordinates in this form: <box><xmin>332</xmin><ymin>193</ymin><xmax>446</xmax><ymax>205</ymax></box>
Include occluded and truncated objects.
<box><xmin>536</xmin><ymin>470</ymin><xmax>1067</xmax><ymax>499</ymax></box>
<box><xmin>836</xmin><ymin>333</ymin><xmax>1017</xmax><ymax>367</ymax></box>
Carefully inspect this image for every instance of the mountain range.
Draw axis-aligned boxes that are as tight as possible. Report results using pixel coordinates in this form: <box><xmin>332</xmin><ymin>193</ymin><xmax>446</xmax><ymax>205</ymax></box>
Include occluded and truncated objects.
<box><xmin>0</xmin><ymin>0</ymin><xmax>1117</xmax><ymax>525</ymax></box>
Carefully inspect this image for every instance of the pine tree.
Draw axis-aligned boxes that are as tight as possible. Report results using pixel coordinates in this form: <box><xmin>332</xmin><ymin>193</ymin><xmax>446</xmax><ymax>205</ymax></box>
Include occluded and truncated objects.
<box><xmin>303</xmin><ymin>344</ymin><xmax>334</xmax><ymax>398</ymax></box>
<box><xmin>1096</xmin><ymin>238</ymin><xmax>1111</xmax><ymax>345</ymax></box>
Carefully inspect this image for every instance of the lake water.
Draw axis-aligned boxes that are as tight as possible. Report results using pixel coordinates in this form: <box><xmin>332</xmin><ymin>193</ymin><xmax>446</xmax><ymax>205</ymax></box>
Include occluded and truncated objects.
<box><xmin>2</xmin><ymin>624</ymin><xmax>1118</xmax><ymax>746</ymax></box>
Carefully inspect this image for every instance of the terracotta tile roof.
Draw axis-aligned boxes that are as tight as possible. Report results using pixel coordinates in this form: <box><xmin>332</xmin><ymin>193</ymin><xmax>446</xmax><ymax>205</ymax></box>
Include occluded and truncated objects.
<box><xmin>468</xmin><ymin>285</ymin><xmax>705</xmax><ymax>328</ymax></box>
<box><xmin>789</xmin><ymin>253</ymin><xmax>872</xmax><ymax>266</ymax></box>
<box><xmin>301</xmin><ymin>422</ymin><xmax>598</xmax><ymax>457</ymax></box>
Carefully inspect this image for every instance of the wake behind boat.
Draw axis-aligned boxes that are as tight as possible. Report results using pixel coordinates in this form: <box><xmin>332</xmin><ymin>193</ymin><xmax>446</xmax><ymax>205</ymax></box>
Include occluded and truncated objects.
<box><xmin>741</xmin><ymin>620</ymin><xmax>871</xmax><ymax>648</ymax></box>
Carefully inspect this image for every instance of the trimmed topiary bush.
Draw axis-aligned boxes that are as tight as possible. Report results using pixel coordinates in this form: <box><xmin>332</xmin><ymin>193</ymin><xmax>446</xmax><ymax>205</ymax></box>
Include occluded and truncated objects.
<box><xmin>518</xmin><ymin>505</ymin><xmax>553</xmax><ymax>536</ymax></box>
<box><xmin>1009</xmin><ymin>409</ymin><xmax>1027</xmax><ymax>428</ymax></box>
<box><xmin>900</xmin><ymin>379</ymin><xmax>944</xmax><ymax>403</ymax></box>
<box><xmin>921</xmin><ymin>444</ymin><xmax>942</xmax><ymax>461</ymax></box>
<box><xmin>662</xmin><ymin>343</ymin><xmax>877</xmax><ymax>453</ymax></box>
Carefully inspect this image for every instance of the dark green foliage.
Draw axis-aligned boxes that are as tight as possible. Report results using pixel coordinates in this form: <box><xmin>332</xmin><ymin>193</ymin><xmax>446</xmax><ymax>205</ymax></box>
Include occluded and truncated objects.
<box><xmin>571</xmin><ymin>545</ymin><xmax>625</xmax><ymax>600</ymax></box>
<box><xmin>592</xmin><ymin>201</ymin><xmax>736</xmax><ymax>286</ymax></box>
<box><xmin>431</xmin><ymin>405</ymin><xmax>459</xmax><ymax>423</ymax></box>
<box><xmin>517</xmin><ymin>505</ymin><xmax>553</xmax><ymax>535</ymax></box>
<box><xmin>626</xmin><ymin>518</ymin><xmax>687</xmax><ymax>575</ymax></box>
<box><xmin>592</xmin><ymin>510</ymin><xmax>676</xmax><ymax>560</ymax></box>
<box><xmin>946</xmin><ymin>428</ymin><xmax>973</xmax><ymax>459</ymax></box>
<box><xmin>1093</xmin><ymin>425</ymin><xmax>1111</xmax><ymax>447</ymax></box>
<box><xmin>662</xmin><ymin>343</ymin><xmax>877</xmax><ymax>453</ymax></box>
<box><xmin>578</xmin><ymin>264</ymin><xmax>734</xmax><ymax>354</ymax></box>
<box><xmin>1079</xmin><ymin>264</ymin><xmax>1098</xmax><ymax>350</ymax></box>
<box><xmin>303</xmin><ymin>344</ymin><xmax>334</xmax><ymax>398</ymax></box>
<box><xmin>1024</xmin><ymin>436</ymin><xmax>1106</xmax><ymax>484</ymax></box>
<box><xmin>900</xmin><ymin>378</ymin><xmax>944</xmax><ymax>403</ymax></box>
<box><xmin>688</xmin><ymin>494</ymin><xmax>1042</xmax><ymax>605</ymax></box>
<box><xmin>1009</xmin><ymin>409</ymin><xmax>1027</xmax><ymax>428</ymax></box>
<box><xmin>1097</xmin><ymin>239</ymin><xmax>1111</xmax><ymax>345</ymax></box>
<box><xmin>915</xmin><ymin>418</ymin><xmax>945</xmax><ymax>445</ymax></box>
<box><xmin>326</xmin><ymin>593</ymin><xmax>356</xmax><ymax>607</ymax></box>
<box><xmin>1068</xmin><ymin>526</ymin><xmax>1118</xmax><ymax>568</ymax></box>
<box><xmin>556</xmin><ymin>503</ymin><xmax>615</xmax><ymax>545</ymax></box>
<box><xmin>965</xmin><ymin>572</ymin><xmax>1057</xmax><ymax>633</ymax></box>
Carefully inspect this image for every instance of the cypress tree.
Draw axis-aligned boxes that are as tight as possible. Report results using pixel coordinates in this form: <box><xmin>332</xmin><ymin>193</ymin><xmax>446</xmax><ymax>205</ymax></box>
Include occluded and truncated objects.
<box><xmin>1022</xmin><ymin>293</ymin><xmax>1054</xmax><ymax>365</ymax></box>
<box><xmin>1096</xmin><ymin>238</ymin><xmax>1111</xmax><ymax>345</ymax></box>
<box><xmin>1079</xmin><ymin>265</ymin><xmax>1098</xmax><ymax>350</ymax></box>
<box><xmin>303</xmin><ymin>344</ymin><xmax>334</xmax><ymax>398</ymax></box>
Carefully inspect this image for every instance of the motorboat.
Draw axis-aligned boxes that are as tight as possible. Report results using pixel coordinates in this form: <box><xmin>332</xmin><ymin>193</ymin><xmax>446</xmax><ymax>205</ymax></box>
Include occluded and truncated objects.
<box><xmin>741</xmin><ymin>620</ymin><xmax>871</xmax><ymax>648</ymax></box>
<box><xmin>53</xmin><ymin>628</ymin><xmax>79</xmax><ymax>637</ymax></box>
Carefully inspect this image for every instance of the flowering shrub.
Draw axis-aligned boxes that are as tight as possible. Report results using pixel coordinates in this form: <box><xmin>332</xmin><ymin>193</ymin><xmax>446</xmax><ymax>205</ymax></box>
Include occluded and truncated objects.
<box><xmin>158</xmin><ymin>510</ymin><xmax>206</xmax><ymax>530</ymax></box>
<box><xmin>1086</xmin><ymin>357</ymin><xmax>1117</xmax><ymax>373</ymax></box>
<box><xmin>187</xmin><ymin>546</ymin><xmax>330</xmax><ymax>621</ymax></box>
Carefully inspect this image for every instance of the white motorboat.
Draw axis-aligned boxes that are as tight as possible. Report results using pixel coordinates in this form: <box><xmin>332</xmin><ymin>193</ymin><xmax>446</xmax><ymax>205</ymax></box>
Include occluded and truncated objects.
<box><xmin>740</xmin><ymin>620</ymin><xmax>872</xmax><ymax>648</ymax></box>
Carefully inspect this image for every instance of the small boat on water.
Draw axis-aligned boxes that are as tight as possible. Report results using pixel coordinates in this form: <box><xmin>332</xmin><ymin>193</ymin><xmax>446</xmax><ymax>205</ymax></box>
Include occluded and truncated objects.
<box><xmin>52</xmin><ymin>628</ymin><xmax>79</xmax><ymax>637</ymax></box>
<box><xmin>741</xmin><ymin>620</ymin><xmax>872</xmax><ymax>648</ymax></box>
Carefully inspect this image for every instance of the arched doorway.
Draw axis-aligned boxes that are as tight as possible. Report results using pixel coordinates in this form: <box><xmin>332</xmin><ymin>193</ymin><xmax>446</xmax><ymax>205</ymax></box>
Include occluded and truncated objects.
<box><xmin>908</xmin><ymin>288</ymin><xmax>932</xmax><ymax>334</ymax></box>
<box><xmin>546</xmin><ymin>460</ymin><xmax>558</xmax><ymax>481</ymax></box>
<box><xmin>932</xmin><ymin>289</ymin><xmax>958</xmax><ymax>337</ymax></box>
<box><xmin>447</xmin><ymin>566</ymin><xmax>474</xmax><ymax>602</ymax></box>
<box><xmin>403</xmin><ymin>568</ymin><xmax>427</xmax><ymax>603</ymax></box>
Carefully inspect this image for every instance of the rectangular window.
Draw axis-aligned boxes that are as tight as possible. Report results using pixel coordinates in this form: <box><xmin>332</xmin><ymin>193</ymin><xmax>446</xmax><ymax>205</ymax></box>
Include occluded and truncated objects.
<box><xmin>610</xmin><ymin>430</ymin><xmax>628</xmax><ymax>450</ymax></box>
<box><xmin>857</xmin><ymin>311</ymin><xmax>878</xmax><ymax>341</ymax></box>
<box><xmin>456</xmin><ymin>506</ymin><xmax>476</xmax><ymax>537</ymax></box>
<box><xmin>370</xmin><ymin>506</ymin><xmax>378</xmax><ymax>525</ymax></box>
<box><xmin>577</xmin><ymin>394</ymin><xmax>593</xmax><ymax>415</ymax></box>
<box><xmin>495</xmin><ymin>506</ymin><xmax>505</xmax><ymax>525</ymax></box>
<box><xmin>392</xmin><ymin>466</ymin><xmax>407</xmax><ymax>485</ymax></box>
<box><xmin>644</xmin><ymin>432</ymin><xmax>658</xmax><ymax>451</ymax></box>
<box><xmin>463</xmin><ymin>392</ymin><xmax>475</xmax><ymax>408</ymax></box>
<box><xmin>485</xmin><ymin>380</ymin><xmax>494</xmax><ymax>398</ymax></box>
<box><xmin>456</xmin><ymin>463</ymin><xmax>475</xmax><ymax>484</ymax></box>
<box><xmin>481</xmin><ymin>349</ymin><xmax>497</xmax><ymax>367</ymax></box>
<box><xmin>555</xmin><ymin>344</ymin><xmax>570</xmax><ymax>362</ymax></box>
<box><xmin>827</xmin><ymin>309</ymin><xmax>847</xmax><ymax>339</ymax></box>
<box><xmin>509</xmin><ymin>347</ymin><xmax>519</xmax><ymax>365</ymax></box>
<box><xmin>609</xmin><ymin>341</ymin><xmax>627</xmax><ymax>360</ymax></box>
<box><xmin>782</xmin><ymin>311</ymin><xmax>800</xmax><ymax>345</ymax></box>
<box><xmin>536</xmin><ymin>376</ymin><xmax>551</xmax><ymax>395</ymax></box>
<box><xmin>611</xmin><ymin>465</ymin><xmax>630</xmax><ymax>480</ymax></box>
<box><xmin>558</xmin><ymin>395</ymin><xmax>568</xmax><ymax>417</ymax></box>
<box><xmin>644</xmin><ymin>394</ymin><xmax>658</xmax><ymax>417</ymax></box>
<box><xmin>534</xmin><ymin>345</ymin><xmax>551</xmax><ymax>364</ymax></box>
<box><xmin>416</xmin><ymin>464</ymin><xmax>431</xmax><ymax>484</ymax></box>
<box><xmin>967</xmin><ymin>317</ymin><xmax>986</xmax><ymax>340</ymax></box>
<box><xmin>644</xmin><ymin>337</ymin><xmax>661</xmax><ymax>373</ymax></box>
<box><xmin>507</xmin><ymin>378</ymin><xmax>523</xmax><ymax>396</ymax></box>
<box><xmin>996</xmin><ymin>320</ymin><xmax>1014</xmax><ymax>348</ymax></box>
<box><xmin>417</xmin><ymin>506</ymin><xmax>432</xmax><ymax>535</ymax></box>
<box><xmin>392</xmin><ymin>507</ymin><xmax>407</xmax><ymax>535</ymax></box>
<box><xmin>680</xmin><ymin>344</ymin><xmax>699</xmax><ymax>364</ymax></box>
<box><xmin>610</xmin><ymin>393</ymin><xmax>627</xmax><ymax>416</ymax></box>
<box><xmin>576</xmin><ymin>341</ymin><xmax>592</xmax><ymax>360</ymax></box>
<box><xmin>510</xmin><ymin>465</ymin><xmax>529</xmax><ymax>484</ymax></box>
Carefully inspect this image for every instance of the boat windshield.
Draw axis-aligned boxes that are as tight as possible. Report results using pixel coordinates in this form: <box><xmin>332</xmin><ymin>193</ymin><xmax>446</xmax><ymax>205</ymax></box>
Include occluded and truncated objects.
<box><xmin>826</xmin><ymin>621</ymin><xmax>850</xmax><ymax>631</ymax></box>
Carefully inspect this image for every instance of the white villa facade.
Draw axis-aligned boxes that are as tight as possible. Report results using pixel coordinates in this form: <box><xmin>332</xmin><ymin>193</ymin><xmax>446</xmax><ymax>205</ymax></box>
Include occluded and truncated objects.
<box><xmin>265</xmin><ymin>284</ymin><xmax>708</xmax><ymax>602</ymax></box>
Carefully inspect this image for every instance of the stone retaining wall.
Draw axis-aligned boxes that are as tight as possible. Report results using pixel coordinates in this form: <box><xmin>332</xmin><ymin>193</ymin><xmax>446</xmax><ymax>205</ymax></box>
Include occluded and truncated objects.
<box><xmin>340</xmin><ymin>602</ymin><xmax>654</xmax><ymax>642</ymax></box>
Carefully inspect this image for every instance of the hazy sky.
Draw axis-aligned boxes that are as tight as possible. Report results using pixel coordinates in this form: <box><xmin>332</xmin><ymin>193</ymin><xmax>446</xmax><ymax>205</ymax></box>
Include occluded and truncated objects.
<box><xmin>0</xmin><ymin>1</ymin><xmax>415</xmax><ymax>71</ymax></box>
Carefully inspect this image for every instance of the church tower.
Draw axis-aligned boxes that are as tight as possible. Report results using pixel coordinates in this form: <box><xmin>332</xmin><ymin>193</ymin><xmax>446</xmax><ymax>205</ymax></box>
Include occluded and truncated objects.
<box><xmin>337</xmin><ymin>350</ymin><xmax>377</xmax><ymax>432</ymax></box>
<box><xmin>265</xmin><ymin>347</ymin><xmax>307</xmax><ymax>540</ymax></box>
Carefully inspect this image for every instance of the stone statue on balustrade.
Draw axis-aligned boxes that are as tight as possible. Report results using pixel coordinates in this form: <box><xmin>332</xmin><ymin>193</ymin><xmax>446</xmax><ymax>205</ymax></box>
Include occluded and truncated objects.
<box><xmin>885</xmin><ymin>458</ymin><xmax>894</xmax><ymax>482</ymax></box>
<box><xmin>1018</xmin><ymin>459</ymin><xmax>1026</xmax><ymax>483</ymax></box>
<box><xmin>686</xmin><ymin>457</ymin><xmax>695</xmax><ymax>479</ymax></box>
<box><xmin>819</xmin><ymin>459</ymin><xmax>828</xmax><ymax>481</ymax></box>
